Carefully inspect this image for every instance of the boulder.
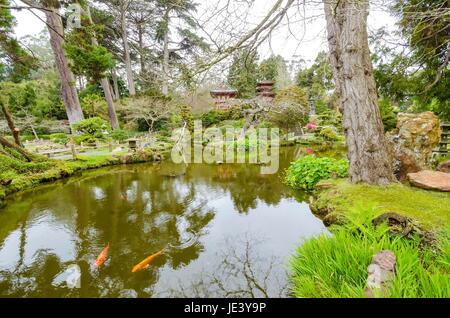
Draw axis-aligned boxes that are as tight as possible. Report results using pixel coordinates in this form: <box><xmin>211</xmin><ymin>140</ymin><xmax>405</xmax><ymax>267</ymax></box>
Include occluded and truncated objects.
<box><xmin>437</xmin><ymin>160</ymin><xmax>450</xmax><ymax>173</ymax></box>
<box><xmin>387</xmin><ymin>112</ymin><xmax>441</xmax><ymax>181</ymax></box>
<box><xmin>407</xmin><ymin>170</ymin><xmax>450</xmax><ymax>192</ymax></box>
<box><xmin>365</xmin><ymin>250</ymin><xmax>396</xmax><ymax>298</ymax></box>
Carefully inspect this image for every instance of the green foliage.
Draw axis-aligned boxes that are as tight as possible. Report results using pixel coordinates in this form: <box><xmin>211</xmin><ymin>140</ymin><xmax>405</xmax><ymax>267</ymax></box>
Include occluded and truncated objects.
<box><xmin>200</xmin><ymin>109</ymin><xmax>228</xmax><ymax>127</ymax></box>
<box><xmin>109</xmin><ymin>129</ymin><xmax>129</xmax><ymax>142</ymax></box>
<box><xmin>200</xmin><ymin>107</ymin><xmax>243</xmax><ymax>127</ymax></box>
<box><xmin>80</xmin><ymin>93</ymin><xmax>107</xmax><ymax>118</ymax></box>
<box><xmin>64</xmin><ymin>25</ymin><xmax>115</xmax><ymax>82</ymax></box>
<box><xmin>319</xmin><ymin>127</ymin><xmax>339</xmax><ymax>142</ymax></box>
<box><xmin>227</xmin><ymin>49</ymin><xmax>258</xmax><ymax>98</ymax></box>
<box><xmin>371</xmin><ymin>1</ymin><xmax>450</xmax><ymax>122</ymax></box>
<box><xmin>315</xmin><ymin>109</ymin><xmax>343</xmax><ymax>131</ymax></box>
<box><xmin>49</xmin><ymin>133</ymin><xmax>68</xmax><ymax>145</ymax></box>
<box><xmin>0</xmin><ymin>71</ymin><xmax>66</xmax><ymax>120</ymax></box>
<box><xmin>285</xmin><ymin>155</ymin><xmax>348</xmax><ymax>190</ymax></box>
<box><xmin>257</xmin><ymin>55</ymin><xmax>291</xmax><ymax>90</ymax></box>
<box><xmin>0</xmin><ymin>0</ymin><xmax>38</xmax><ymax>82</ymax></box>
<box><xmin>290</xmin><ymin>205</ymin><xmax>450</xmax><ymax>298</ymax></box>
<box><xmin>378</xmin><ymin>98</ymin><xmax>398</xmax><ymax>131</ymax></box>
<box><xmin>268</xmin><ymin>86</ymin><xmax>309</xmax><ymax>132</ymax></box>
<box><xmin>311</xmin><ymin>180</ymin><xmax>450</xmax><ymax>231</ymax></box>
<box><xmin>72</xmin><ymin>117</ymin><xmax>111</xmax><ymax>139</ymax></box>
<box><xmin>296</xmin><ymin>51</ymin><xmax>334</xmax><ymax>114</ymax></box>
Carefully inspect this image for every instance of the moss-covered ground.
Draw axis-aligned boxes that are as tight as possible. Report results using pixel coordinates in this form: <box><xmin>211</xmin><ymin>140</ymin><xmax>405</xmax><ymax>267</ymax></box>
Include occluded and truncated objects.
<box><xmin>310</xmin><ymin>179</ymin><xmax>450</xmax><ymax>231</ymax></box>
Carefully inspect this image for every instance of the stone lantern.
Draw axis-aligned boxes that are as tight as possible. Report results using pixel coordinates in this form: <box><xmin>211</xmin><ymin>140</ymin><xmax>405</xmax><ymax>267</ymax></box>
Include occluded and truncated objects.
<box><xmin>309</xmin><ymin>96</ymin><xmax>316</xmax><ymax>116</ymax></box>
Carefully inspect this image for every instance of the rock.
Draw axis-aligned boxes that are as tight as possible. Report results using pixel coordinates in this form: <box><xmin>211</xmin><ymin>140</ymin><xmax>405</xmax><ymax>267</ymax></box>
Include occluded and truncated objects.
<box><xmin>437</xmin><ymin>160</ymin><xmax>450</xmax><ymax>173</ymax></box>
<box><xmin>373</xmin><ymin>212</ymin><xmax>416</xmax><ymax>236</ymax></box>
<box><xmin>364</xmin><ymin>250</ymin><xmax>396</xmax><ymax>298</ymax></box>
<box><xmin>407</xmin><ymin>170</ymin><xmax>450</xmax><ymax>192</ymax></box>
<box><xmin>315</xmin><ymin>182</ymin><xmax>334</xmax><ymax>190</ymax></box>
<box><xmin>387</xmin><ymin>112</ymin><xmax>441</xmax><ymax>181</ymax></box>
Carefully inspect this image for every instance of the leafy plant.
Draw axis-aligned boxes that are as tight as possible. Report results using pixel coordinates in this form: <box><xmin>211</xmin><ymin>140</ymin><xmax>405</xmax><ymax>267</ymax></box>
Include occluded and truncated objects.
<box><xmin>109</xmin><ymin>129</ymin><xmax>129</xmax><ymax>142</ymax></box>
<box><xmin>379</xmin><ymin>98</ymin><xmax>397</xmax><ymax>132</ymax></box>
<box><xmin>72</xmin><ymin>117</ymin><xmax>111</xmax><ymax>139</ymax></box>
<box><xmin>200</xmin><ymin>109</ymin><xmax>229</xmax><ymax>127</ymax></box>
<box><xmin>285</xmin><ymin>155</ymin><xmax>348</xmax><ymax>190</ymax></box>
<box><xmin>290</xmin><ymin>205</ymin><xmax>450</xmax><ymax>298</ymax></box>
<box><xmin>319</xmin><ymin>127</ymin><xmax>339</xmax><ymax>142</ymax></box>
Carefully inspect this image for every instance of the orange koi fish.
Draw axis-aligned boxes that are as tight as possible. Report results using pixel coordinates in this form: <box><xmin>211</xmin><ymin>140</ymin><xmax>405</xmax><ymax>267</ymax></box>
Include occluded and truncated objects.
<box><xmin>94</xmin><ymin>242</ymin><xmax>110</xmax><ymax>268</ymax></box>
<box><xmin>131</xmin><ymin>248</ymin><xmax>165</xmax><ymax>273</ymax></box>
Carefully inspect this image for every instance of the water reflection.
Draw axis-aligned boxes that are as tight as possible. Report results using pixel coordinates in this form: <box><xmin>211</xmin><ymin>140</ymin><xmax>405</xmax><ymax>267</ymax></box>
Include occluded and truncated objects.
<box><xmin>0</xmin><ymin>146</ymin><xmax>328</xmax><ymax>297</ymax></box>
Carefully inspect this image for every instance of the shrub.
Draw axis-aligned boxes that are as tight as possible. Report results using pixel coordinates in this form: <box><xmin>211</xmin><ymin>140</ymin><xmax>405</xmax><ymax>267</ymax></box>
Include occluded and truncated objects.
<box><xmin>72</xmin><ymin>117</ymin><xmax>111</xmax><ymax>139</ymax></box>
<box><xmin>73</xmin><ymin>135</ymin><xmax>97</xmax><ymax>145</ymax></box>
<box><xmin>319</xmin><ymin>127</ymin><xmax>339</xmax><ymax>142</ymax></box>
<box><xmin>379</xmin><ymin>98</ymin><xmax>397</xmax><ymax>132</ymax></box>
<box><xmin>49</xmin><ymin>133</ymin><xmax>68</xmax><ymax>145</ymax></box>
<box><xmin>268</xmin><ymin>86</ymin><xmax>309</xmax><ymax>133</ymax></box>
<box><xmin>201</xmin><ymin>110</ymin><xmax>228</xmax><ymax>127</ymax></box>
<box><xmin>109</xmin><ymin>129</ymin><xmax>129</xmax><ymax>142</ymax></box>
<box><xmin>285</xmin><ymin>155</ymin><xmax>348</xmax><ymax>190</ymax></box>
<box><xmin>290</xmin><ymin>206</ymin><xmax>450</xmax><ymax>298</ymax></box>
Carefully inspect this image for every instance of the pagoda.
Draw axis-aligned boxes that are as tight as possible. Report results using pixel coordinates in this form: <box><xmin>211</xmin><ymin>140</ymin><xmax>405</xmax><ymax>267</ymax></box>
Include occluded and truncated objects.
<box><xmin>210</xmin><ymin>85</ymin><xmax>238</xmax><ymax>110</ymax></box>
<box><xmin>256</xmin><ymin>80</ymin><xmax>276</xmax><ymax>102</ymax></box>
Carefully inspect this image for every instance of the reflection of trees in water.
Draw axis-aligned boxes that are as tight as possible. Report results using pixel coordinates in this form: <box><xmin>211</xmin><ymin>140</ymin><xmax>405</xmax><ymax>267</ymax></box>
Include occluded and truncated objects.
<box><xmin>0</xmin><ymin>146</ymin><xmax>306</xmax><ymax>297</ymax></box>
<box><xmin>160</xmin><ymin>235</ymin><xmax>288</xmax><ymax>298</ymax></box>
<box><xmin>0</xmin><ymin>167</ymin><xmax>215</xmax><ymax>297</ymax></box>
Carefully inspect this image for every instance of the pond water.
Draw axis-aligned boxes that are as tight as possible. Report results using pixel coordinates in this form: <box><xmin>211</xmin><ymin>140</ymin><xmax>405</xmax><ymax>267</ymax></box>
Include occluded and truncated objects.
<box><xmin>0</xmin><ymin>146</ymin><xmax>328</xmax><ymax>297</ymax></box>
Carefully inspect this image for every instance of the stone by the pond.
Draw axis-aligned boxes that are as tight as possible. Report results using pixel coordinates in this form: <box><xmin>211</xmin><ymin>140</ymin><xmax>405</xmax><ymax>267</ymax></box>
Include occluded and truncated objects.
<box><xmin>387</xmin><ymin>112</ymin><xmax>441</xmax><ymax>181</ymax></box>
<box><xmin>437</xmin><ymin>161</ymin><xmax>450</xmax><ymax>173</ymax></box>
<box><xmin>407</xmin><ymin>170</ymin><xmax>450</xmax><ymax>192</ymax></box>
<box><xmin>365</xmin><ymin>250</ymin><xmax>396</xmax><ymax>298</ymax></box>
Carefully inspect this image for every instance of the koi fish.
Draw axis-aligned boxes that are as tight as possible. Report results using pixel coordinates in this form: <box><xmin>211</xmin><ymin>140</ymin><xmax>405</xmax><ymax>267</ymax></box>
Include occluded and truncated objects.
<box><xmin>94</xmin><ymin>242</ymin><xmax>110</xmax><ymax>268</ymax></box>
<box><xmin>131</xmin><ymin>248</ymin><xmax>165</xmax><ymax>273</ymax></box>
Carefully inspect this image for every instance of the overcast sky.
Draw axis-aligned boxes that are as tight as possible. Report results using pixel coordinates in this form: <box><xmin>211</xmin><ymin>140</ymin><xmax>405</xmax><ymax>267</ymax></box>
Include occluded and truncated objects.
<box><xmin>11</xmin><ymin>0</ymin><xmax>398</xmax><ymax>69</ymax></box>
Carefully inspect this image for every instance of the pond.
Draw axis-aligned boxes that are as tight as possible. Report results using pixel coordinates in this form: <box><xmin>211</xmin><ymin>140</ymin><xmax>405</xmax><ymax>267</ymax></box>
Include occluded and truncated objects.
<box><xmin>0</xmin><ymin>146</ymin><xmax>328</xmax><ymax>297</ymax></box>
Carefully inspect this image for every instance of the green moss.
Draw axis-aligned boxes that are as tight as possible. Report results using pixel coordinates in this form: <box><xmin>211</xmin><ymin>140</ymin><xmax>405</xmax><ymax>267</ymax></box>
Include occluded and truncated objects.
<box><xmin>312</xmin><ymin>179</ymin><xmax>450</xmax><ymax>230</ymax></box>
<box><xmin>0</xmin><ymin>150</ymin><xmax>157</xmax><ymax>206</ymax></box>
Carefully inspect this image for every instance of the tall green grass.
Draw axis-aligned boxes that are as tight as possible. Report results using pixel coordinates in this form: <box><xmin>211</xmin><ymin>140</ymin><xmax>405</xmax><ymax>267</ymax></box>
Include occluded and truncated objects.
<box><xmin>290</xmin><ymin>206</ymin><xmax>450</xmax><ymax>298</ymax></box>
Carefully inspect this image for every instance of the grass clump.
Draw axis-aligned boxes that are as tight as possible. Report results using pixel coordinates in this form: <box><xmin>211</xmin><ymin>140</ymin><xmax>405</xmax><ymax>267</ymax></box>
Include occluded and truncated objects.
<box><xmin>311</xmin><ymin>179</ymin><xmax>450</xmax><ymax>230</ymax></box>
<box><xmin>285</xmin><ymin>155</ymin><xmax>348</xmax><ymax>190</ymax></box>
<box><xmin>290</xmin><ymin>206</ymin><xmax>450</xmax><ymax>298</ymax></box>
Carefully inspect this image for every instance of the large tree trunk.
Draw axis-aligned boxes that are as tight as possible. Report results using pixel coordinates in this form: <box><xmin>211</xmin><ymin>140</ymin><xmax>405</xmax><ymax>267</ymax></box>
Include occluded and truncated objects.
<box><xmin>324</xmin><ymin>0</ymin><xmax>395</xmax><ymax>184</ymax></box>
<box><xmin>100</xmin><ymin>78</ymin><xmax>119</xmax><ymax>130</ymax></box>
<box><xmin>137</xmin><ymin>23</ymin><xmax>145</xmax><ymax>75</ymax></box>
<box><xmin>112</xmin><ymin>69</ymin><xmax>120</xmax><ymax>101</ymax></box>
<box><xmin>44</xmin><ymin>6</ymin><xmax>84</xmax><ymax>125</ymax></box>
<box><xmin>0</xmin><ymin>136</ymin><xmax>35</xmax><ymax>162</ymax></box>
<box><xmin>0</xmin><ymin>97</ymin><xmax>21</xmax><ymax>146</ymax></box>
<box><xmin>85</xmin><ymin>6</ymin><xmax>120</xmax><ymax>130</ymax></box>
<box><xmin>161</xmin><ymin>11</ymin><xmax>170</xmax><ymax>96</ymax></box>
<box><xmin>120</xmin><ymin>5</ymin><xmax>136</xmax><ymax>96</ymax></box>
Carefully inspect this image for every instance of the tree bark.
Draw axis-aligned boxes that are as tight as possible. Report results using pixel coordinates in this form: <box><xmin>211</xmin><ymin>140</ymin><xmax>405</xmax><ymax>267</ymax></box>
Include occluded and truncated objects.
<box><xmin>323</xmin><ymin>0</ymin><xmax>395</xmax><ymax>184</ymax></box>
<box><xmin>0</xmin><ymin>97</ymin><xmax>21</xmax><ymax>146</ymax></box>
<box><xmin>85</xmin><ymin>6</ymin><xmax>120</xmax><ymax>130</ymax></box>
<box><xmin>120</xmin><ymin>3</ymin><xmax>136</xmax><ymax>96</ymax></box>
<box><xmin>0</xmin><ymin>136</ymin><xmax>35</xmax><ymax>161</ymax></box>
<box><xmin>161</xmin><ymin>10</ymin><xmax>170</xmax><ymax>96</ymax></box>
<box><xmin>112</xmin><ymin>69</ymin><xmax>120</xmax><ymax>101</ymax></box>
<box><xmin>100</xmin><ymin>78</ymin><xmax>119</xmax><ymax>130</ymax></box>
<box><xmin>137</xmin><ymin>23</ymin><xmax>145</xmax><ymax>74</ymax></box>
<box><xmin>44</xmin><ymin>6</ymin><xmax>84</xmax><ymax>125</ymax></box>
